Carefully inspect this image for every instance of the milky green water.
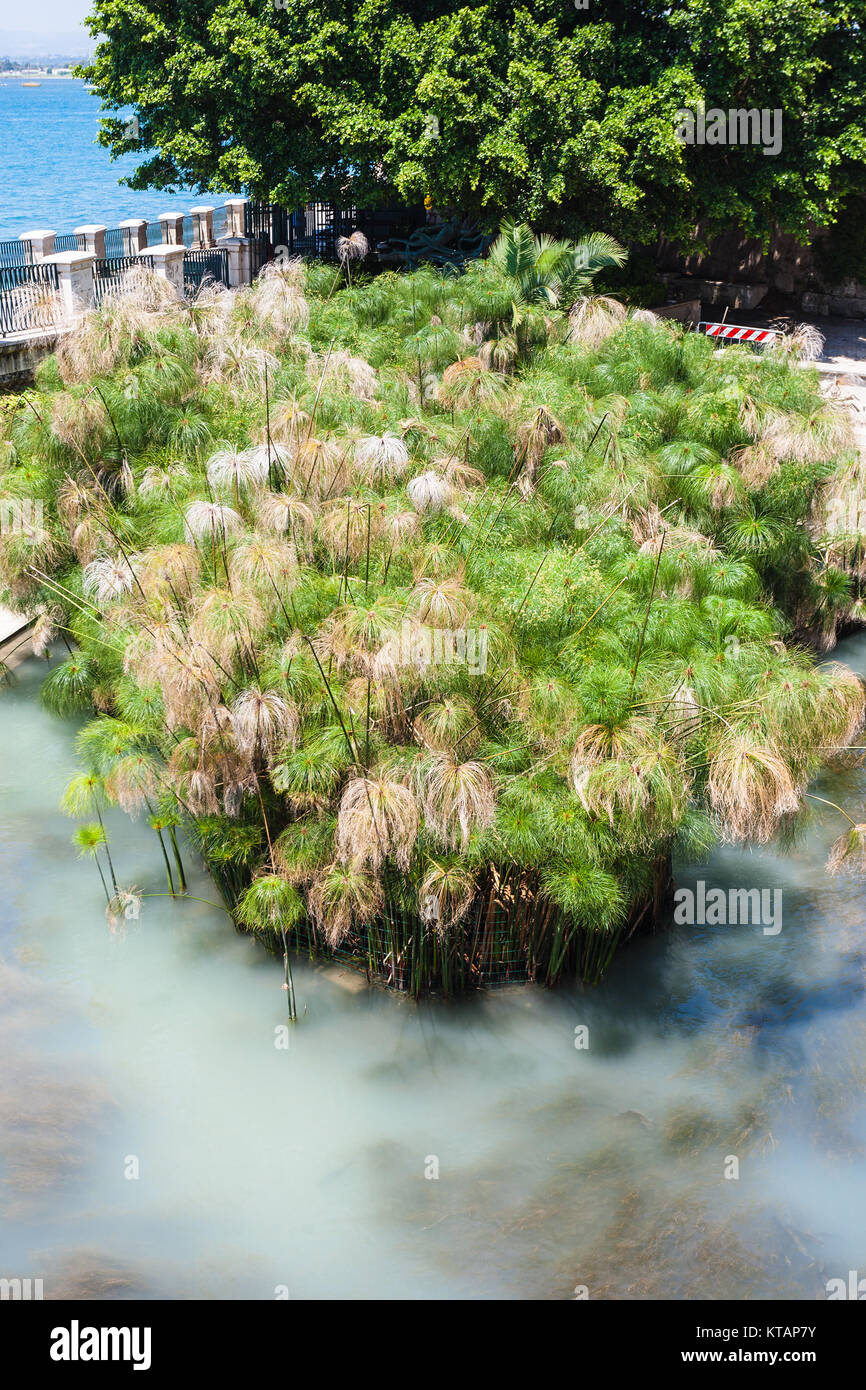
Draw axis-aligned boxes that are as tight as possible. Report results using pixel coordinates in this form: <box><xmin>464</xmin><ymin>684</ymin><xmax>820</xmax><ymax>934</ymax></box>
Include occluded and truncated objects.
<box><xmin>2</xmin><ymin>642</ymin><xmax>866</xmax><ymax>1300</ymax></box>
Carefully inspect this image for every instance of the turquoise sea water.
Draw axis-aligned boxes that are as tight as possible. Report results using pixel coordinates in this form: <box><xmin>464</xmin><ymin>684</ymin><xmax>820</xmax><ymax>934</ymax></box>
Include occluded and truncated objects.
<box><xmin>0</xmin><ymin>77</ymin><xmax>229</xmax><ymax>239</ymax></box>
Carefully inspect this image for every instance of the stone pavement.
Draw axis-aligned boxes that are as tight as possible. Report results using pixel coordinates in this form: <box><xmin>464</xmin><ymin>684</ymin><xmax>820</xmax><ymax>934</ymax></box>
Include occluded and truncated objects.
<box><xmin>813</xmin><ymin>318</ymin><xmax>866</xmax><ymax>371</ymax></box>
<box><xmin>0</xmin><ymin>605</ymin><xmax>35</xmax><ymax>670</ymax></box>
<box><xmin>719</xmin><ymin>309</ymin><xmax>866</xmax><ymax>450</ymax></box>
<box><xmin>0</xmin><ymin>605</ymin><xmax>28</xmax><ymax>643</ymax></box>
<box><xmin>807</xmin><ymin>318</ymin><xmax>866</xmax><ymax>456</ymax></box>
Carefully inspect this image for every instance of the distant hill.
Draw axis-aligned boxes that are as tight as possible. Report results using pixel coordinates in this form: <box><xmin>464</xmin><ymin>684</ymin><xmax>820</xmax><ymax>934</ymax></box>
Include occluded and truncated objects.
<box><xmin>0</xmin><ymin>29</ymin><xmax>95</xmax><ymax>63</ymax></box>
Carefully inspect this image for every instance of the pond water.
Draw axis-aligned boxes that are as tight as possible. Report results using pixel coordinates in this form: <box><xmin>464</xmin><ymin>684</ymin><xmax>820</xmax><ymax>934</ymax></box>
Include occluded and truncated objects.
<box><xmin>2</xmin><ymin>639</ymin><xmax>866</xmax><ymax>1300</ymax></box>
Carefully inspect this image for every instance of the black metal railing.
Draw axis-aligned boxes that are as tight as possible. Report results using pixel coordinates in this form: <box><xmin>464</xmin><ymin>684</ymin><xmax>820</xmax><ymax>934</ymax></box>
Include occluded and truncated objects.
<box><xmin>283</xmin><ymin>202</ymin><xmax>344</xmax><ymax>260</ymax></box>
<box><xmin>212</xmin><ymin>205</ymin><xmax>228</xmax><ymax>242</ymax></box>
<box><xmin>54</xmin><ymin>232</ymin><xmax>85</xmax><ymax>252</ymax></box>
<box><xmin>0</xmin><ymin>238</ymin><xmax>32</xmax><ymax>269</ymax></box>
<box><xmin>243</xmin><ymin>198</ymin><xmax>426</xmax><ymax>269</ymax></box>
<box><xmin>92</xmin><ymin>255</ymin><xmax>143</xmax><ymax>305</ymax></box>
<box><xmin>0</xmin><ymin>262</ymin><xmax>61</xmax><ymax>337</ymax></box>
<box><xmin>104</xmin><ymin>227</ymin><xmax>127</xmax><ymax>259</ymax></box>
<box><xmin>244</xmin><ymin>199</ymin><xmax>273</xmax><ymax>276</ymax></box>
<box><xmin>142</xmin><ymin>220</ymin><xmax>192</xmax><ymax>248</ymax></box>
<box><xmin>245</xmin><ymin>199</ymin><xmax>348</xmax><ymax>266</ymax></box>
<box><xmin>183</xmin><ymin>247</ymin><xmax>229</xmax><ymax>296</ymax></box>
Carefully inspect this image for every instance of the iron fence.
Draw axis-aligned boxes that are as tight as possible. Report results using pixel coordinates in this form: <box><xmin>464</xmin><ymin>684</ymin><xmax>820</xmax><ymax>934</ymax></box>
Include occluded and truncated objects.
<box><xmin>142</xmin><ymin>219</ymin><xmax>194</xmax><ymax>248</ymax></box>
<box><xmin>92</xmin><ymin>255</ymin><xmax>143</xmax><ymax>305</ymax></box>
<box><xmin>244</xmin><ymin>199</ymin><xmax>273</xmax><ymax>277</ymax></box>
<box><xmin>245</xmin><ymin>199</ymin><xmax>345</xmax><ymax>266</ymax></box>
<box><xmin>104</xmin><ymin>227</ymin><xmax>127</xmax><ymax>259</ymax></box>
<box><xmin>0</xmin><ymin>262</ymin><xmax>61</xmax><ymax>337</ymax></box>
<box><xmin>183</xmin><ymin>247</ymin><xmax>229</xmax><ymax>296</ymax></box>
<box><xmin>212</xmin><ymin>205</ymin><xmax>228</xmax><ymax>242</ymax></box>
<box><xmin>0</xmin><ymin>238</ymin><xmax>32</xmax><ymax>269</ymax></box>
<box><xmin>244</xmin><ymin>198</ymin><xmax>427</xmax><ymax>271</ymax></box>
<box><xmin>54</xmin><ymin>232</ymin><xmax>85</xmax><ymax>252</ymax></box>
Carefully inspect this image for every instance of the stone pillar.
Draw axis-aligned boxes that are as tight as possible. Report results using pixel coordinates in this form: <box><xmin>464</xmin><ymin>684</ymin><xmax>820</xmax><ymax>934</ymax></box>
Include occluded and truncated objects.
<box><xmin>18</xmin><ymin>230</ymin><xmax>56</xmax><ymax>262</ymax></box>
<box><xmin>158</xmin><ymin>211</ymin><xmax>185</xmax><ymax>246</ymax></box>
<box><xmin>119</xmin><ymin>219</ymin><xmax>148</xmax><ymax>256</ymax></box>
<box><xmin>43</xmin><ymin>250</ymin><xmax>95</xmax><ymax>320</ymax></box>
<box><xmin>74</xmin><ymin>224</ymin><xmax>107</xmax><ymax>259</ymax></box>
<box><xmin>137</xmin><ymin>244</ymin><xmax>185</xmax><ymax>298</ymax></box>
<box><xmin>216</xmin><ymin>236</ymin><xmax>252</xmax><ymax>288</ymax></box>
<box><xmin>190</xmin><ymin>205</ymin><xmax>215</xmax><ymax>249</ymax></box>
<box><xmin>223</xmin><ymin>198</ymin><xmax>249</xmax><ymax>239</ymax></box>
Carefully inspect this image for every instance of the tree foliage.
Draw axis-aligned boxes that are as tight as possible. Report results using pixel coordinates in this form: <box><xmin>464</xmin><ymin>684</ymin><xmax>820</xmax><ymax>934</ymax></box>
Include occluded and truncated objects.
<box><xmin>80</xmin><ymin>0</ymin><xmax>866</xmax><ymax>246</ymax></box>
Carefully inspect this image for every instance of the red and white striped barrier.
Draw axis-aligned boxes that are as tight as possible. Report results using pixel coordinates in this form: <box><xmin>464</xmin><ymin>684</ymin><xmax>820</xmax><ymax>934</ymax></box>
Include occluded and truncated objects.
<box><xmin>696</xmin><ymin>320</ymin><xmax>780</xmax><ymax>344</ymax></box>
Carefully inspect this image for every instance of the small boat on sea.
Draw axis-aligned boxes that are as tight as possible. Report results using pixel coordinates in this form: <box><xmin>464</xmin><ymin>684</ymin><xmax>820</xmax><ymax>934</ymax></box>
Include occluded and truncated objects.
<box><xmin>22</xmin><ymin>82</ymin><xmax>41</xmax><ymax>87</ymax></box>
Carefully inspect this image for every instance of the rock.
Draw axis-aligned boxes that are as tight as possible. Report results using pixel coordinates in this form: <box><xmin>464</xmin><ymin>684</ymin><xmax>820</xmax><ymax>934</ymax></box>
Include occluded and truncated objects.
<box><xmin>321</xmin><ymin>964</ymin><xmax>368</xmax><ymax>994</ymax></box>
<box><xmin>663</xmin><ymin>277</ymin><xmax>768</xmax><ymax>311</ymax></box>
<box><xmin>616</xmin><ymin>1109</ymin><xmax>653</xmax><ymax>1129</ymax></box>
<box><xmin>653</xmin><ymin>299</ymin><xmax>701</xmax><ymax>325</ymax></box>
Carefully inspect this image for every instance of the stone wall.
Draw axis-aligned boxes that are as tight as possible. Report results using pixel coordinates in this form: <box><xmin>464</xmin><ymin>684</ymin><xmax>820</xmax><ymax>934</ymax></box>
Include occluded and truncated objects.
<box><xmin>0</xmin><ymin>331</ymin><xmax>61</xmax><ymax>385</ymax></box>
<box><xmin>656</xmin><ymin>221</ymin><xmax>866</xmax><ymax>318</ymax></box>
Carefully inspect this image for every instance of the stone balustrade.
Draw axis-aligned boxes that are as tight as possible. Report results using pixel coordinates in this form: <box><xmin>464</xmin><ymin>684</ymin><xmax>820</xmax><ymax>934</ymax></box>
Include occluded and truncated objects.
<box><xmin>223</xmin><ymin>199</ymin><xmax>248</xmax><ymax>239</ymax></box>
<box><xmin>18</xmin><ymin>230</ymin><xmax>56</xmax><ymax>261</ymax></box>
<box><xmin>0</xmin><ymin>198</ymin><xmax>253</xmax><ymax>376</ymax></box>
<box><xmin>43</xmin><ymin>249</ymin><xmax>96</xmax><ymax>319</ymax></box>
<box><xmin>137</xmin><ymin>244</ymin><xmax>186</xmax><ymax>298</ymax></box>
<box><xmin>119</xmin><ymin>219</ymin><xmax>148</xmax><ymax>256</ymax></box>
<box><xmin>190</xmin><ymin>206</ymin><xmax>216</xmax><ymax>249</ymax></box>
<box><xmin>10</xmin><ymin>199</ymin><xmax>251</xmax><ymax>282</ymax></box>
<box><xmin>215</xmin><ymin>235</ymin><xmax>252</xmax><ymax>288</ymax></box>
<box><xmin>75</xmin><ymin>225</ymin><xmax>108</xmax><ymax>259</ymax></box>
<box><xmin>157</xmin><ymin>211</ymin><xmax>186</xmax><ymax>246</ymax></box>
